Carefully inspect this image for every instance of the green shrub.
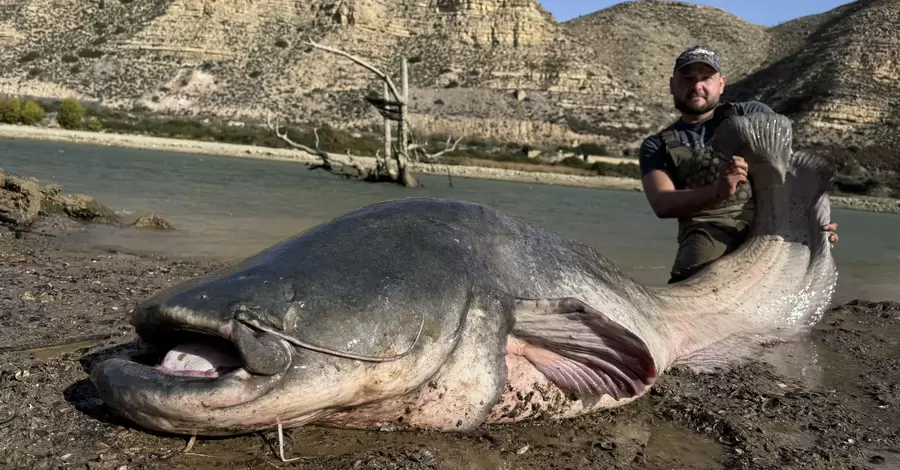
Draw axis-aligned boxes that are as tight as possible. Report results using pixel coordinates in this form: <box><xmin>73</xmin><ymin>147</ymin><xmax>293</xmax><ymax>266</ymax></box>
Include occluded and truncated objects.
<box><xmin>85</xmin><ymin>118</ymin><xmax>103</xmax><ymax>131</ymax></box>
<box><xmin>590</xmin><ymin>161</ymin><xmax>642</xmax><ymax>179</ymax></box>
<box><xmin>20</xmin><ymin>100</ymin><xmax>46</xmax><ymax>125</ymax></box>
<box><xmin>57</xmin><ymin>97</ymin><xmax>86</xmax><ymax>129</ymax></box>
<box><xmin>0</xmin><ymin>96</ymin><xmax>23</xmax><ymax>124</ymax></box>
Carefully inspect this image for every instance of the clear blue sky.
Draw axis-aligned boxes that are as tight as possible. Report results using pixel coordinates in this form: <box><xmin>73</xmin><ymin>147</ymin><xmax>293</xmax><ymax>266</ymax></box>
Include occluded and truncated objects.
<box><xmin>539</xmin><ymin>0</ymin><xmax>856</xmax><ymax>26</ymax></box>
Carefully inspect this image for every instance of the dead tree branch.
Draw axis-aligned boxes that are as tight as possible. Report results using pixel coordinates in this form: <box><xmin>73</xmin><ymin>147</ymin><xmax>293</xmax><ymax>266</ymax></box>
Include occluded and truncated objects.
<box><xmin>265</xmin><ymin>112</ymin><xmax>376</xmax><ymax>182</ymax></box>
<box><xmin>305</xmin><ymin>40</ymin><xmax>403</xmax><ymax>105</ymax></box>
<box><xmin>408</xmin><ymin>134</ymin><xmax>463</xmax><ymax>163</ymax></box>
<box><xmin>265</xmin><ymin>112</ymin><xmax>328</xmax><ymax>159</ymax></box>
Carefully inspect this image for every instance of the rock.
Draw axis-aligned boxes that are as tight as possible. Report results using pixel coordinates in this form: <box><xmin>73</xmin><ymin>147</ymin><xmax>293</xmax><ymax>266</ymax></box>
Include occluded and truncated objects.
<box><xmin>55</xmin><ymin>194</ymin><xmax>120</xmax><ymax>225</ymax></box>
<box><xmin>130</xmin><ymin>213</ymin><xmax>174</xmax><ymax>230</ymax></box>
<box><xmin>0</xmin><ymin>168</ymin><xmax>123</xmax><ymax>230</ymax></box>
<box><xmin>0</xmin><ymin>169</ymin><xmax>43</xmax><ymax>228</ymax></box>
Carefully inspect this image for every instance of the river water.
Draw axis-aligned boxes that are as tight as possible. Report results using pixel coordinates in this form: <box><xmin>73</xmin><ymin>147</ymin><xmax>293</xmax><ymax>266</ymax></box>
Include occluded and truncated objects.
<box><xmin>3</xmin><ymin>137</ymin><xmax>900</xmax><ymax>306</ymax></box>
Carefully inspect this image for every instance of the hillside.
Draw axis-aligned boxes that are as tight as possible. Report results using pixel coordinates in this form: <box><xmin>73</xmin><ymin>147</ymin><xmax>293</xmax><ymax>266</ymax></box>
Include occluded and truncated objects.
<box><xmin>0</xmin><ymin>0</ymin><xmax>896</xmax><ymax>165</ymax></box>
<box><xmin>724</xmin><ymin>0</ymin><xmax>900</xmax><ymax>171</ymax></box>
<box><xmin>563</xmin><ymin>0</ymin><xmax>773</xmax><ymax>134</ymax></box>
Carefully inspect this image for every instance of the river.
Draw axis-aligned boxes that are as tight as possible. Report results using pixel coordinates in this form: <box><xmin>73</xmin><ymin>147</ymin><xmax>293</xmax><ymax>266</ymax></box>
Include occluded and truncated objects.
<box><xmin>3</xmin><ymin>137</ymin><xmax>899</xmax><ymax>305</ymax></box>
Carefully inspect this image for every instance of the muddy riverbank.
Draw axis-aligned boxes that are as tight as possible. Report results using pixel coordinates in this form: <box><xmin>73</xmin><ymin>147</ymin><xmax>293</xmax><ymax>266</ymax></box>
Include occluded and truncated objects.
<box><xmin>0</xmin><ymin>216</ymin><xmax>898</xmax><ymax>470</ymax></box>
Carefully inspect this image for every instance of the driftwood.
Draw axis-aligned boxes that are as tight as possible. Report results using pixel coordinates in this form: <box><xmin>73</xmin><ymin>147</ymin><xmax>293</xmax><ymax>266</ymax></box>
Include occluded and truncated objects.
<box><xmin>265</xmin><ymin>113</ymin><xmax>389</xmax><ymax>183</ymax></box>
<box><xmin>266</xmin><ymin>40</ymin><xmax>463</xmax><ymax>188</ymax></box>
<box><xmin>408</xmin><ymin>135</ymin><xmax>463</xmax><ymax>163</ymax></box>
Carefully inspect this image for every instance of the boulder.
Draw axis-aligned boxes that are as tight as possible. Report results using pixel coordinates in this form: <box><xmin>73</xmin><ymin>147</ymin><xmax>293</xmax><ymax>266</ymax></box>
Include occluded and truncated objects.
<box><xmin>0</xmin><ymin>168</ymin><xmax>121</xmax><ymax>230</ymax></box>
<box><xmin>131</xmin><ymin>213</ymin><xmax>174</xmax><ymax>230</ymax></box>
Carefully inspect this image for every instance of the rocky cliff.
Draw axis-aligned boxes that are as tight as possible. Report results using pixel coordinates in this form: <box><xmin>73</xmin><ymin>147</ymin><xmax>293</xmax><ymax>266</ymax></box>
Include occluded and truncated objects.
<box><xmin>724</xmin><ymin>0</ymin><xmax>900</xmax><ymax>171</ymax></box>
<box><xmin>0</xmin><ymin>0</ymin><xmax>895</xmax><ymax>162</ymax></box>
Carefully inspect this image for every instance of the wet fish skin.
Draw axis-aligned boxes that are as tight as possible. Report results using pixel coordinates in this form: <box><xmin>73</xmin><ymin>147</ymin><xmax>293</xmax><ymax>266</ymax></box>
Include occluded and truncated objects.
<box><xmin>89</xmin><ymin>112</ymin><xmax>838</xmax><ymax>436</ymax></box>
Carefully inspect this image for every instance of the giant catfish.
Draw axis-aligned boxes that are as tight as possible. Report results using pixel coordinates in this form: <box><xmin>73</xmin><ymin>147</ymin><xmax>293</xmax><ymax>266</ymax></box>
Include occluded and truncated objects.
<box><xmin>90</xmin><ymin>112</ymin><xmax>838</xmax><ymax>439</ymax></box>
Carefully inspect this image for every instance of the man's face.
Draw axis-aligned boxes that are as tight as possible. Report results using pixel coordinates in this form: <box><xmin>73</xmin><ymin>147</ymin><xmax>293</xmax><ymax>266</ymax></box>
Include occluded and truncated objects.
<box><xmin>669</xmin><ymin>63</ymin><xmax>726</xmax><ymax>116</ymax></box>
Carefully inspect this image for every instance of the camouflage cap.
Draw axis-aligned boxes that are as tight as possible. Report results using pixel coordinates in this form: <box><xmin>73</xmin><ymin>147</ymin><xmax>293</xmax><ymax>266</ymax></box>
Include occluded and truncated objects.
<box><xmin>673</xmin><ymin>45</ymin><xmax>721</xmax><ymax>74</ymax></box>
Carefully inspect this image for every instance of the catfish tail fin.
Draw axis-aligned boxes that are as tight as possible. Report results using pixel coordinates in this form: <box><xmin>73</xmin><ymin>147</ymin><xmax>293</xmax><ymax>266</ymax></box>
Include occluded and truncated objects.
<box><xmin>787</xmin><ymin>150</ymin><xmax>836</xmax><ymax>205</ymax></box>
<box><xmin>711</xmin><ymin>112</ymin><xmax>794</xmax><ymax>183</ymax></box>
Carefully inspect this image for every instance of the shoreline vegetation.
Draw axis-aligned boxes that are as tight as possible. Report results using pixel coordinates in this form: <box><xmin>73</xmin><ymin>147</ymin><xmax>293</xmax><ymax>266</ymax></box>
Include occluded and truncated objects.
<box><xmin>1</xmin><ymin>95</ymin><xmax>899</xmax><ymax>214</ymax></box>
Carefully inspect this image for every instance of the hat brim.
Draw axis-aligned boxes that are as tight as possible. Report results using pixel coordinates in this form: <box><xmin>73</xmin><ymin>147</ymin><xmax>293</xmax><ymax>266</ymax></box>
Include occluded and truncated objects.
<box><xmin>674</xmin><ymin>60</ymin><xmax>721</xmax><ymax>74</ymax></box>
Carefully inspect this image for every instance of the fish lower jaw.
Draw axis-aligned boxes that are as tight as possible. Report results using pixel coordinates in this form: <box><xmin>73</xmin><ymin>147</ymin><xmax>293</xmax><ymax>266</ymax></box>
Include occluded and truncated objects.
<box><xmin>89</xmin><ymin>354</ymin><xmax>288</xmax><ymax>436</ymax></box>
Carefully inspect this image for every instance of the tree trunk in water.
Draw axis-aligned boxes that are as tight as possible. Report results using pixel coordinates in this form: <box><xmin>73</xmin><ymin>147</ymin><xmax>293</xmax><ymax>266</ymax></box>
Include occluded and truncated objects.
<box><xmin>397</xmin><ymin>57</ymin><xmax>418</xmax><ymax>188</ymax></box>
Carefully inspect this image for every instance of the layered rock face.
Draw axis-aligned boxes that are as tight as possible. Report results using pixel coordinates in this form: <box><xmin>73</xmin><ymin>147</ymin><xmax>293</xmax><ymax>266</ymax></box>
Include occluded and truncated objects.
<box><xmin>0</xmin><ymin>0</ymin><xmax>896</xmax><ymax>159</ymax></box>
<box><xmin>724</xmin><ymin>0</ymin><xmax>900</xmax><ymax>169</ymax></box>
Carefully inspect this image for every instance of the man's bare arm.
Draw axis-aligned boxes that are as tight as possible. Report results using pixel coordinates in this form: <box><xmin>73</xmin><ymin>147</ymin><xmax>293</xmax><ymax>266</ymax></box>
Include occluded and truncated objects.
<box><xmin>637</xmin><ymin>134</ymin><xmax>746</xmax><ymax>219</ymax></box>
<box><xmin>641</xmin><ymin>170</ymin><xmax>722</xmax><ymax>219</ymax></box>
<box><xmin>642</xmin><ymin>156</ymin><xmax>749</xmax><ymax>219</ymax></box>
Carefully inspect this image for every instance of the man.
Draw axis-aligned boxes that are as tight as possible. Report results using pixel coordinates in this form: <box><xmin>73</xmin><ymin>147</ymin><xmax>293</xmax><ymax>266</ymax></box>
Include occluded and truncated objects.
<box><xmin>639</xmin><ymin>45</ymin><xmax>839</xmax><ymax>284</ymax></box>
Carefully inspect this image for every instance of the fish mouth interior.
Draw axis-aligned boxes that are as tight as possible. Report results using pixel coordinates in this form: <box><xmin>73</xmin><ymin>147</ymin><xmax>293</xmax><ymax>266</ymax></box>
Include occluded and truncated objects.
<box><xmin>131</xmin><ymin>327</ymin><xmax>246</xmax><ymax>380</ymax></box>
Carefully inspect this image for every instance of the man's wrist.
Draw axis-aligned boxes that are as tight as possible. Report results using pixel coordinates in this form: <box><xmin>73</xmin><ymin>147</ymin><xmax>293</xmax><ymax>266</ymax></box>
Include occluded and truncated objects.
<box><xmin>702</xmin><ymin>182</ymin><xmax>725</xmax><ymax>205</ymax></box>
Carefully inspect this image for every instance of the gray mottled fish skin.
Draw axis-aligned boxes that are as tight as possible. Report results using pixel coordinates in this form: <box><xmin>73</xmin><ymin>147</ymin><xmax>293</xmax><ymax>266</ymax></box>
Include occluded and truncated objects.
<box><xmin>90</xmin><ymin>112</ymin><xmax>838</xmax><ymax>437</ymax></box>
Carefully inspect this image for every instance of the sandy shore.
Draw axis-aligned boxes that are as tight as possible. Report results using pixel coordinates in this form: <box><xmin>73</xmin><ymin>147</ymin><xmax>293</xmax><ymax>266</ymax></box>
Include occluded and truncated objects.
<box><xmin>2</xmin><ymin>123</ymin><xmax>898</xmax><ymax>213</ymax></box>
<box><xmin>1</xmin><ymin>217</ymin><xmax>898</xmax><ymax>470</ymax></box>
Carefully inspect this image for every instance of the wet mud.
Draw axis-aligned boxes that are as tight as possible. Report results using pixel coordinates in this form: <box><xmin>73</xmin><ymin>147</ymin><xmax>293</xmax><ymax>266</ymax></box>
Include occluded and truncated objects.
<box><xmin>0</xmin><ymin>218</ymin><xmax>898</xmax><ymax>470</ymax></box>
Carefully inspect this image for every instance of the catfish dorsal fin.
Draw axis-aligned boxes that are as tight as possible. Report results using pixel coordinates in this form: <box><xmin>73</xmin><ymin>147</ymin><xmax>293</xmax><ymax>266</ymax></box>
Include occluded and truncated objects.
<box><xmin>711</xmin><ymin>112</ymin><xmax>794</xmax><ymax>183</ymax></box>
<box><xmin>510</xmin><ymin>297</ymin><xmax>657</xmax><ymax>405</ymax></box>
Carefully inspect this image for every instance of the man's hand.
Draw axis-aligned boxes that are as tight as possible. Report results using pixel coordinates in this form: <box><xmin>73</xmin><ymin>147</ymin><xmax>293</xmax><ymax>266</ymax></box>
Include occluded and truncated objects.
<box><xmin>715</xmin><ymin>156</ymin><xmax>748</xmax><ymax>199</ymax></box>
<box><xmin>823</xmin><ymin>222</ymin><xmax>839</xmax><ymax>249</ymax></box>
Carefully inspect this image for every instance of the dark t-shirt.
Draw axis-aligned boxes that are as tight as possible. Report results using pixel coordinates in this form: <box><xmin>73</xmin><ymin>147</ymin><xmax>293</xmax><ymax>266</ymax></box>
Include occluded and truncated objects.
<box><xmin>639</xmin><ymin>101</ymin><xmax>774</xmax><ymax>180</ymax></box>
<box><xmin>638</xmin><ymin>100</ymin><xmax>775</xmax><ymax>234</ymax></box>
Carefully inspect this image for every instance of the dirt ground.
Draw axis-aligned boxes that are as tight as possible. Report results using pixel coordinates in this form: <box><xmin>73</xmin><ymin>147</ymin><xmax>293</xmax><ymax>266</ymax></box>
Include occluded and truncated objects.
<box><xmin>0</xmin><ymin>216</ymin><xmax>898</xmax><ymax>470</ymax></box>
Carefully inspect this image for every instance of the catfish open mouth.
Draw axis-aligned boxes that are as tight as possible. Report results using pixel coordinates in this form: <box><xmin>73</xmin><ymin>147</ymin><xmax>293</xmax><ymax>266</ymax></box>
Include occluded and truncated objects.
<box><xmin>127</xmin><ymin>317</ymin><xmax>294</xmax><ymax>379</ymax></box>
<box><xmin>131</xmin><ymin>330</ymin><xmax>247</xmax><ymax>380</ymax></box>
<box><xmin>89</xmin><ymin>320</ymin><xmax>295</xmax><ymax>432</ymax></box>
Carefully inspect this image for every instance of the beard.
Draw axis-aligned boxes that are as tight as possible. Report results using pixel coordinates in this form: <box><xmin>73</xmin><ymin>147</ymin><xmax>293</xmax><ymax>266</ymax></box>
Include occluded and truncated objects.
<box><xmin>674</xmin><ymin>93</ymin><xmax>719</xmax><ymax>116</ymax></box>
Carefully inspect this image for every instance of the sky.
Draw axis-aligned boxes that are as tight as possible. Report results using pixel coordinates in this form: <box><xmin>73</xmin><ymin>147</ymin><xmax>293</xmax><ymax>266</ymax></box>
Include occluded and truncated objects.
<box><xmin>538</xmin><ymin>0</ymin><xmax>856</xmax><ymax>27</ymax></box>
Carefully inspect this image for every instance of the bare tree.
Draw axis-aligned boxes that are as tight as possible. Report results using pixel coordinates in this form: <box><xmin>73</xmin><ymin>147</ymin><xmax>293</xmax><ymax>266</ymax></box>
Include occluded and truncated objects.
<box><xmin>267</xmin><ymin>40</ymin><xmax>465</xmax><ymax>187</ymax></box>
<box><xmin>308</xmin><ymin>40</ymin><xmax>417</xmax><ymax>186</ymax></box>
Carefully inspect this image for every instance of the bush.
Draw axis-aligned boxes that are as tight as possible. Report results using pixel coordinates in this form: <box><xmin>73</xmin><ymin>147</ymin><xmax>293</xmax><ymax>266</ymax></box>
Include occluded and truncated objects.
<box><xmin>18</xmin><ymin>51</ymin><xmax>40</xmax><ymax>63</ymax></box>
<box><xmin>0</xmin><ymin>96</ymin><xmax>23</xmax><ymax>124</ymax></box>
<box><xmin>590</xmin><ymin>161</ymin><xmax>642</xmax><ymax>179</ymax></box>
<box><xmin>57</xmin><ymin>97</ymin><xmax>86</xmax><ymax>129</ymax></box>
<box><xmin>0</xmin><ymin>96</ymin><xmax>47</xmax><ymax>125</ymax></box>
<box><xmin>20</xmin><ymin>100</ymin><xmax>45</xmax><ymax>125</ymax></box>
<box><xmin>85</xmin><ymin>117</ymin><xmax>103</xmax><ymax>131</ymax></box>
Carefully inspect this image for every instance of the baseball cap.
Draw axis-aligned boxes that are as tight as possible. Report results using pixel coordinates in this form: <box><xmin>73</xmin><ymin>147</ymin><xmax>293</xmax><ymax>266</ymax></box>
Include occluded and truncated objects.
<box><xmin>673</xmin><ymin>46</ymin><xmax>721</xmax><ymax>74</ymax></box>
